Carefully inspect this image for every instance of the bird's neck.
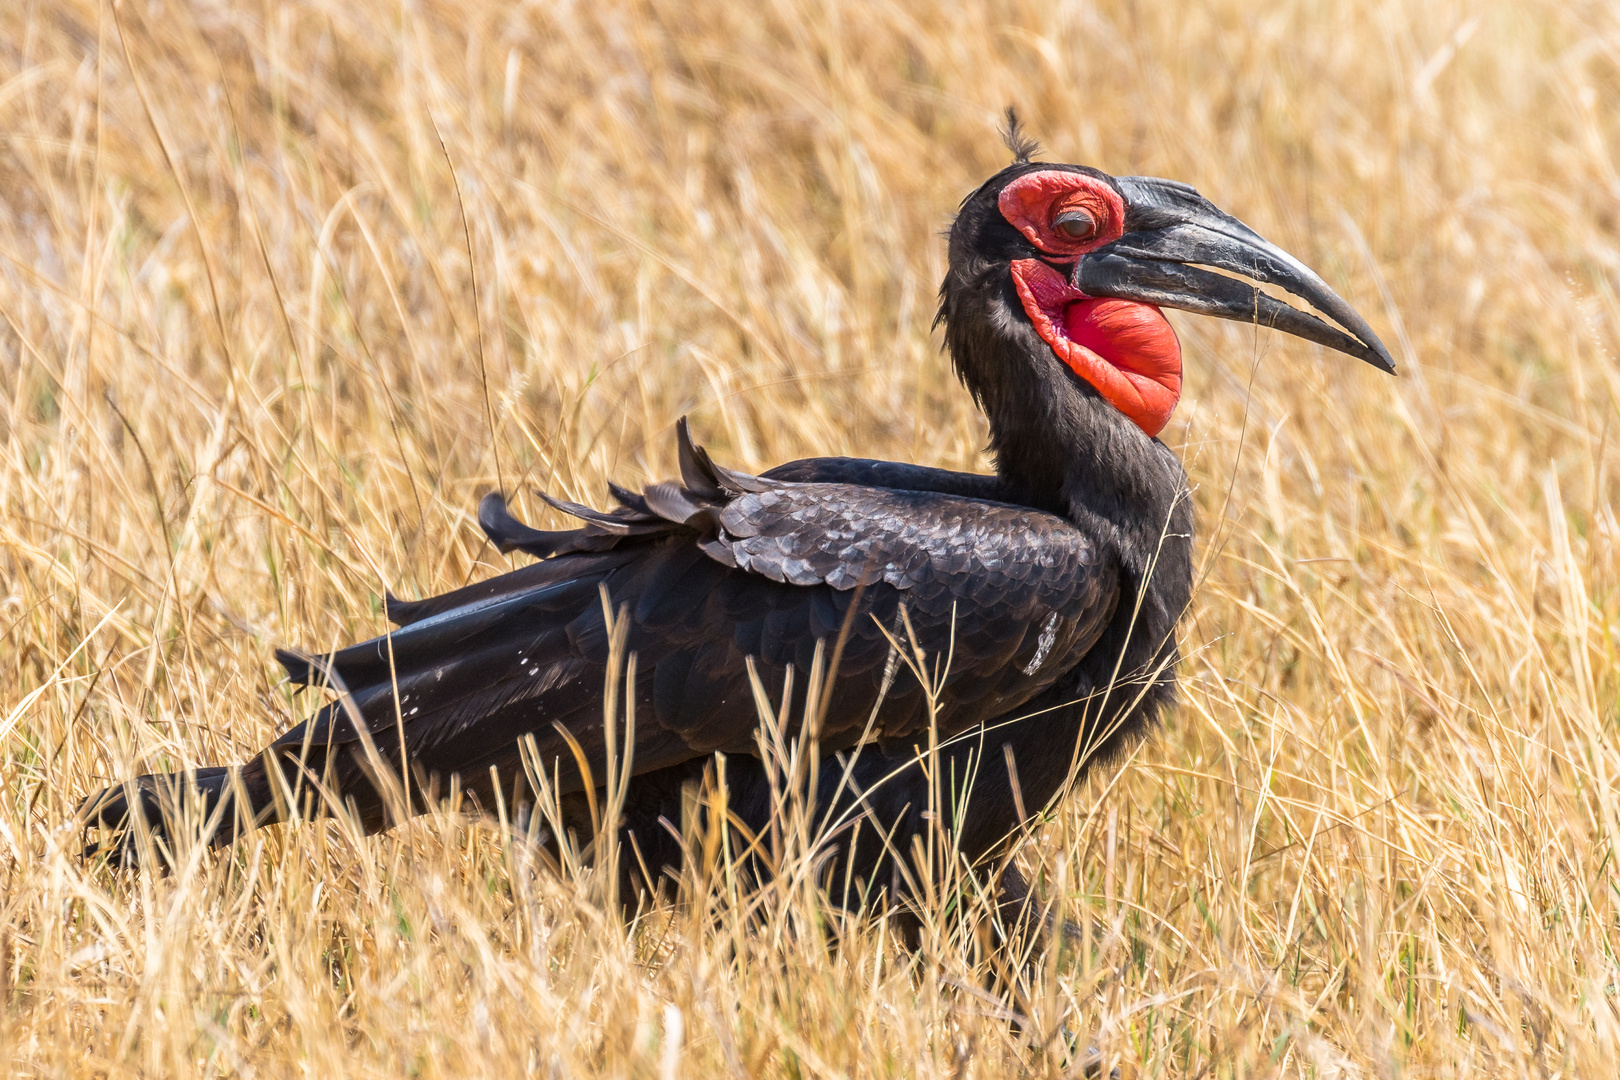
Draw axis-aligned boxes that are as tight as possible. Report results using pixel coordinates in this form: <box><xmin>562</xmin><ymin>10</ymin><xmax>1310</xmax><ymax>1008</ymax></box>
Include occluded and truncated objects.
<box><xmin>943</xmin><ymin>279</ymin><xmax>1186</xmax><ymax>543</ymax></box>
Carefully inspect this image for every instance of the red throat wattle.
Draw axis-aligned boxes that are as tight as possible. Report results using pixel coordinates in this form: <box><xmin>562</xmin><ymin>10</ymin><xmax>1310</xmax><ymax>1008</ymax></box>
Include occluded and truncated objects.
<box><xmin>1011</xmin><ymin>259</ymin><xmax>1182</xmax><ymax>438</ymax></box>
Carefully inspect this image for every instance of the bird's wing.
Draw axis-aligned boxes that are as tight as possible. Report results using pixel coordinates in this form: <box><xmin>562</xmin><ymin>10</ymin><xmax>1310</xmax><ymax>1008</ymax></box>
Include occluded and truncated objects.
<box><xmin>270</xmin><ymin>423</ymin><xmax>1118</xmax><ymax>792</ymax></box>
<box><xmin>759</xmin><ymin>456</ymin><xmax>1009</xmax><ymax>500</ymax></box>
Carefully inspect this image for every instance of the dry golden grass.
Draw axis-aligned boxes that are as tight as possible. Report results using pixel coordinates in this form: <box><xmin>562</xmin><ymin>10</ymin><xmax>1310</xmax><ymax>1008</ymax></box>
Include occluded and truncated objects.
<box><xmin>2</xmin><ymin>0</ymin><xmax>1619</xmax><ymax>1074</ymax></box>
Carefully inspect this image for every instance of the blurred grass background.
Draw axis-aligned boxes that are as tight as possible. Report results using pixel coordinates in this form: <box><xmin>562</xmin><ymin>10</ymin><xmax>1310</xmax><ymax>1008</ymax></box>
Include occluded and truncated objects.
<box><xmin>2</xmin><ymin>0</ymin><xmax>1619</xmax><ymax>1074</ymax></box>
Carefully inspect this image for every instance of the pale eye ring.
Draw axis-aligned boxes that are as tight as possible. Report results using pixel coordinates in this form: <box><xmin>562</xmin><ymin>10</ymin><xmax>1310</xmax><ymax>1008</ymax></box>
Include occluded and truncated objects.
<box><xmin>1052</xmin><ymin>209</ymin><xmax>1097</xmax><ymax>241</ymax></box>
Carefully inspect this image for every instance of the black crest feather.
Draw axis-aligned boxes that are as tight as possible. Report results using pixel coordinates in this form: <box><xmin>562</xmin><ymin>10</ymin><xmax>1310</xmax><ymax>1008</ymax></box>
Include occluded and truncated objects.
<box><xmin>1001</xmin><ymin>107</ymin><xmax>1041</xmax><ymax>164</ymax></box>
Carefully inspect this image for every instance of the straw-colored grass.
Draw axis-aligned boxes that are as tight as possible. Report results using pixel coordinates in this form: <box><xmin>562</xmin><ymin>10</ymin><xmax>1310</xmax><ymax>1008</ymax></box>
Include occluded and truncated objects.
<box><xmin>3</xmin><ymin>0</ymin><xmax>1618</xmax><ymax>1074</ymax></box>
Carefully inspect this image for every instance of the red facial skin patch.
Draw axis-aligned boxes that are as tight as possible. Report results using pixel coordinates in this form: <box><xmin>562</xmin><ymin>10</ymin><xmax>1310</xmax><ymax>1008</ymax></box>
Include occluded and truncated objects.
<box><xmin>1010</xmin><ymin>259</ymin><xmax>1182</xmax><ymax>437</ymax></box>
<box><xmin>1000</xmin><ymin>169</ymin><xmax>1181</xmax><ymax>437</ymax></box>
<box><xmin>998</xmin><ymin>171</ymin><xmax>1125</xmax><ymax>256</ymax></box>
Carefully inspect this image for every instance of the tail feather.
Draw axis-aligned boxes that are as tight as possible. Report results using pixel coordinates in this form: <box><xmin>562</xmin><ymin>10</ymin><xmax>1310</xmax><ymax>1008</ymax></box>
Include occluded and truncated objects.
<box><xmin>79</xmin><ymin>767</ymin><xmax>238</xmax><ymax>867</ymax></box>
<box><xmin>84</xmin><ymin>419</ymin><xmax>802</xmax><ymax>866</ymax></box>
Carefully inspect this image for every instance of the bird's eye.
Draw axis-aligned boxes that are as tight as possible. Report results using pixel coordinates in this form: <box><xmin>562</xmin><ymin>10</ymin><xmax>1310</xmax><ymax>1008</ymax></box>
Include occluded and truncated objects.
<box><xmin>1052</xmin><ymin>210</ymin><xmax>1096</xmax><ymax>241</ymax></box>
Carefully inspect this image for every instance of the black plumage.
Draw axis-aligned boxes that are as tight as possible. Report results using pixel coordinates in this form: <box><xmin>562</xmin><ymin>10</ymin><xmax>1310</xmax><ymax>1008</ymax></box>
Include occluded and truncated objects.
<box><xmin>82</xmin><ymin>139</ymin><xmax>1393</xmax><ymax>907</ymax></box>
<box><xmin>265</xmin><ymin>433</ymin><xmax>1114</xmax><ymax>792</ymax></box>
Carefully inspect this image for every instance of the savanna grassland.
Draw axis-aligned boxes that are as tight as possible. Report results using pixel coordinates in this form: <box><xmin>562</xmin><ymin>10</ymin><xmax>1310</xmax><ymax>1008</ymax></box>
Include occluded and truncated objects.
<box><xmin>2</xmin><ymin>0</ymin><xmax>1619</xmax><ymax>1075</ymax></box>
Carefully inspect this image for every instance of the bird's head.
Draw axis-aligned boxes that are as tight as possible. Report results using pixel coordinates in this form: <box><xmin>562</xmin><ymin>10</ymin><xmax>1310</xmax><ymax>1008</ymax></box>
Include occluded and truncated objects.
<box><xmin>941</xmin><ymin>137</ymin><xmax>1395</xmax><ymax>440</ymax></box>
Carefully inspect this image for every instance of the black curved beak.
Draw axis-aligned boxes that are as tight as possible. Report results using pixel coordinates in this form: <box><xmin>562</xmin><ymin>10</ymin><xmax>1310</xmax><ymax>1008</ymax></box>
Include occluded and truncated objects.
<box><xmin>1075</xmin><ymin>176</ymin><xmax>1396</xmax><ymax>374</ymax></box>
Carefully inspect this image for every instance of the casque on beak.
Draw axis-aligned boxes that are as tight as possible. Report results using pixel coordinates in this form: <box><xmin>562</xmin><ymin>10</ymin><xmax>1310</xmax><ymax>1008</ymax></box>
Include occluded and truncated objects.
<box><xmin>1076</xmin><ymin>176</ymin><xmax>1397</xmax><ymax>373</ymax></box>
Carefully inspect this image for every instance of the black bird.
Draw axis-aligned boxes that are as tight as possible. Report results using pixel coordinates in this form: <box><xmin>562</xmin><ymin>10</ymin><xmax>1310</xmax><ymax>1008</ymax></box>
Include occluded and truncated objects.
<box><xmin>83</xmin><ymin>131</ymin><xmax>1393</xmax><ymax>907</ymax></box>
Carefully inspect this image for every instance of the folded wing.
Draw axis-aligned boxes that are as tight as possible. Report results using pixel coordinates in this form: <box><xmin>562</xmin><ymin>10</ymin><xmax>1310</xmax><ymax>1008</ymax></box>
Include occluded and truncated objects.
<box><xmin>271</xmin><ymin>422</ymin><xmax>1120</xmax><ymax>793</ymax></box>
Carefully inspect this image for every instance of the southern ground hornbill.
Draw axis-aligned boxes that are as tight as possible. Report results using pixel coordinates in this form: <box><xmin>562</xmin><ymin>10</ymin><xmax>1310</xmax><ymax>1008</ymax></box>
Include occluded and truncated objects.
<box><xmin>84</xmin><ymin>131</ymin><xmax>1393</xmax><ymax>910</ymax></box>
